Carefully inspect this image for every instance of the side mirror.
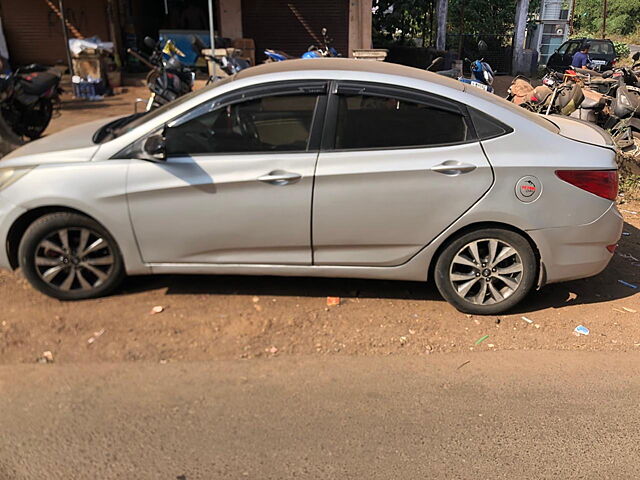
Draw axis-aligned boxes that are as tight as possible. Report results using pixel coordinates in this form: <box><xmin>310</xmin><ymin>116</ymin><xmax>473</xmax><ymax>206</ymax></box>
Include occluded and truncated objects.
<box><xmin>633</xmin><ymin>52</ymin><xmax>640</xmax><ymax>61</ymax></box>
<box><xmin>142</xmin><ymin>133</ymin><xmax>166</xmax><ymax>161</ymax></box>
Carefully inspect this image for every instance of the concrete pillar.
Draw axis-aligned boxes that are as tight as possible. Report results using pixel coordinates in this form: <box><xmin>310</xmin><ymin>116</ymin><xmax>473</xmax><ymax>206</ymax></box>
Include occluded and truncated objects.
<box><xmin>512</xmin><ymin>0</ymin><xmax>530</xmax><ymax>74</ymax></box>
<box><xmin>217</xmin><ymin>0</ymin><xmax>243</xmax><ymax>39</ymax></box>
<box><xmin>348</xmin><ymin>0</ymin><xmax>372</xmax><ymax>57</ymax></box>
<box><xmin>435</xmin><ymin>0</ymin><xmax>448</xmax><ymax>51</ymax></box>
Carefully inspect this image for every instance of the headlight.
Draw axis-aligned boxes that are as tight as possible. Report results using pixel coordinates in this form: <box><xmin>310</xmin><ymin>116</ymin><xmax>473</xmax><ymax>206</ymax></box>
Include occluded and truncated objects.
<box><xmin>0</xmin><ymin>167</ymin><xmax>34</xmax><ymax>190</ymax></box>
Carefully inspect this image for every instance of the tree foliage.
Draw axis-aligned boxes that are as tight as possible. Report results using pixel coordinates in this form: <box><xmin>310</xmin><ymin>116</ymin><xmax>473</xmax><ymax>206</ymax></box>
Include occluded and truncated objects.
<box><xmin>373</xmin><ymin>0</ymin><xmax>541</xmax><ymax>48</ymax></box>
<box><xmin>373</xmin><ymin>0</ymin><xmax>438</xmax><ymax>46</ymax></box>
<box><xmin>573</xmin><ymin>0</ymin><xmax>640</xmax><ymax>37</ymax></box>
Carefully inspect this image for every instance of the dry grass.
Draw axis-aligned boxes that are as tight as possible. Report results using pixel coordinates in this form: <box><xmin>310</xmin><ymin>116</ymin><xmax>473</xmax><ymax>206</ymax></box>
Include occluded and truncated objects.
<box><xmin>617</xmin><ymin>151</ymin><xmax>640</xmax><ymax>200</ymax></box>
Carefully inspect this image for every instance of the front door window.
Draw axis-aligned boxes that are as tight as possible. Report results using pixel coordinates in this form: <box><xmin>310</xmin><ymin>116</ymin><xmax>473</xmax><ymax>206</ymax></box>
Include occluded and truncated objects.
<box><xmin>165</xmin><ymin>94</ymin><xmax>319</xmax><ymax>155</ymax></box>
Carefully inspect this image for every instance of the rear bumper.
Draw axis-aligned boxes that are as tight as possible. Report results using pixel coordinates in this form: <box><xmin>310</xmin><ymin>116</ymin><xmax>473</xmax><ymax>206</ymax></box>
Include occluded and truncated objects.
<box><xmin>528</xmin><ymin>204</ymin><xmax>623</xmax><ymax>285</ymax></box>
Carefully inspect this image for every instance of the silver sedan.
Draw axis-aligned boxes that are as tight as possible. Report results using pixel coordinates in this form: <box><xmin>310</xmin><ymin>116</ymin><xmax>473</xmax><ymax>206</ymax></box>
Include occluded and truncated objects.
<box><xmin>0</xmin><ymin>59</ymin><xmax>622</xmax><ymax>314</ymax></box>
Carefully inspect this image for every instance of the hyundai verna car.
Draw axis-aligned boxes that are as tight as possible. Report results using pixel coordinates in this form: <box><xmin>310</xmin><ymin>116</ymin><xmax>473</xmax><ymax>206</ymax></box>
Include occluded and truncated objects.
<box><xmin>0</xmin><ymin>59</ymin><xmax>622</xmax><ymax>314</ymax></box>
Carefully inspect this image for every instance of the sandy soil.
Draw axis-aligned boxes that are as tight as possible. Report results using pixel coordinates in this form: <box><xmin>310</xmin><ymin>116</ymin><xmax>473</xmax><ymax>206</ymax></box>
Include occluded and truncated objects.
<box><xmin>1</xmin><ymin>77</ymin><xmax>639</xmax><ymax>364</ymax></box>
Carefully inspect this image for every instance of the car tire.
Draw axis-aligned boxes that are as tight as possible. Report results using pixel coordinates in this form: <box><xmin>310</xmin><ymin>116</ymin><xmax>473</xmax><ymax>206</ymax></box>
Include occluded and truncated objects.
<box><xmin>18</xmin><ymin>213</ymin><xmax>125</xmax><ymax>300</ymax></box>
<box><xmin>434</xmin><ymin>228</ymin><xmax>537</xmax><ymax>315</ymax></box>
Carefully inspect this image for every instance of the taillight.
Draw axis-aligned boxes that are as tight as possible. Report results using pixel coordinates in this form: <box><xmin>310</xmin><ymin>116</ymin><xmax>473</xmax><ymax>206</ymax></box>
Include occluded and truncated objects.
<box><xmin>555</xmin><ymin>170</ymin><xmax>618</xmax><ymax>201</ymax></box>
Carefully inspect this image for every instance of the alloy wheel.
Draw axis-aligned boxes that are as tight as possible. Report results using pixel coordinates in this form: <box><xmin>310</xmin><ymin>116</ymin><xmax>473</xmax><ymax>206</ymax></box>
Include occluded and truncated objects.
<box><xmin>449</xmin><ymin>238</ymin><xmax>524</xmax><ymax>306</ymax></box>
<box><xmin>33</xmin><ymin>227</ymin><xmax>115</xmax><ymax>292</ymax></box>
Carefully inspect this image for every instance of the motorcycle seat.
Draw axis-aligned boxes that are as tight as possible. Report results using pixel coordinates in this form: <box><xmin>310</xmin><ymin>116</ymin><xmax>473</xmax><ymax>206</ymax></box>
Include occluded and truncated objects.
<box><xmin>19</xmin><ymin>71</ymin><xmax>59</xmax><ymax>96</ymax></box>
<box><xmin>509</xmin><ymin>78</ymin><xmax>534</xmax><ymax>105</ymax></box>
<box><xmin>589</xmin><ymin>77</ymin><xmax>617</xmax><ymax>85</ymax></box>
<box><xmin>17</xmin><ymin>64</ymin><xmax>50</xmax><ymax>74</ymax></box>
<box><xmin>572</xmin><ymin>67</ymin><xmax>603</xmax><ymax>77</ymax></box>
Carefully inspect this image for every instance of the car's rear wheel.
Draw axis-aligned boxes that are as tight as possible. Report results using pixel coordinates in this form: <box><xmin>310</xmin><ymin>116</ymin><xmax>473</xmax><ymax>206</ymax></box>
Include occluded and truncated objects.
<box><xmin>434</xmin><ymin>229</ymin><xmax>537</xmax><ymax>315</ymax></box>
<box><xmin>18</xmin><ymin>213</ymin><xmax>125</xmax><ymax>300</ymax></box>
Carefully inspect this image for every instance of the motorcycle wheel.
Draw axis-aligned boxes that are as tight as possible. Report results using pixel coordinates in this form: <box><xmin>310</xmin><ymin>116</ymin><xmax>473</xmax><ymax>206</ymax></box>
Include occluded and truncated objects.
<box><xmin>23</xmin><ymin>98</ymin><xmax>53</xmax><ymax>140</ymax></box>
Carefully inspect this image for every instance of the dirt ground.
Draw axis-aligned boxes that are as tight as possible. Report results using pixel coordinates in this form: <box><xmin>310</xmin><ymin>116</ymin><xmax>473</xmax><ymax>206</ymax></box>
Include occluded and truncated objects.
<box><xmin>1</xmin><ymin>77</ymin><xmax>639</xmax><ymax>365</ymax></box>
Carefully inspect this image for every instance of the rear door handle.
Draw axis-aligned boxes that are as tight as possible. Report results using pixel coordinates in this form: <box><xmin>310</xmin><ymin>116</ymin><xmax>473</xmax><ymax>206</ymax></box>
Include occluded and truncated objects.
<box><xmin>257</xmin><ymin>170</ymin><xmax>302</xmax><ymax>186</ymax></box>
<box><xmin>431</xmin><ymin>161</ymin><xmax>477</xmax><ymax>175</ymax></box>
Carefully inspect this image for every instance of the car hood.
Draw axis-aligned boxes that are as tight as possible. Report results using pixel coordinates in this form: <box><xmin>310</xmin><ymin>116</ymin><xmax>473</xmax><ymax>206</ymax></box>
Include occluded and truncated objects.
<box><xmin>546</xmin><ymin>114</ymin><xmax>614</xmax><ymax>149</ymax></box>
<box><xmin>0</xmin><ymin>116</ymin><xmax>119</xmax><ymax>167</ymax></box>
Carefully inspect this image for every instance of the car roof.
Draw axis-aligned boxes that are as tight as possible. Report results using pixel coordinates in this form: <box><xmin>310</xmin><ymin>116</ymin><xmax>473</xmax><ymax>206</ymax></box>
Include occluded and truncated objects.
<box><xmin>572</xmin><ymin>38</ymin><xmax>613</xmax><ymax>43</ymax></box>
<box><xmin>235</xmin><ymin>57</ymin><xmax>464</xmax><ymax>92</ymax></box>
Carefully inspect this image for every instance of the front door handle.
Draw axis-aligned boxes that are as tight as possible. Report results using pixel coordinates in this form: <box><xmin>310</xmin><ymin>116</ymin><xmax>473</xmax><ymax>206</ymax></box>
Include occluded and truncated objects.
<box><xmin>257</xmin><ymin>170</ymin><xmax>302</xmax><ymax>186</ymax></box>
<box><xmin>431</xmin><ymin>161</ymin><xmax>477</xmax><ymax>175</ymax></box>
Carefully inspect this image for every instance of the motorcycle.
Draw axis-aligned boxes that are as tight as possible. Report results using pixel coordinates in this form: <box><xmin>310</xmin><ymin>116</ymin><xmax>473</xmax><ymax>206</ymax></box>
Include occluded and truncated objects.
<box><xmin>427</xmin><ymin>57</ymin><xmax>495</xmax><ymax>93</ymax></box>
<box><xmin>264</xmin><ymin>28</ymin><xmax>341</xmax><ymax>62</ymax></box>
<box><xmin>0</xmin><ymin>59</ymin><xmax>61</xmax><ymax>143</ymax></box>
<box><xmin>507</xmin><ymin>72</ymin><xmax>584</xmax><ymax>116</ymax></box>
<box><xmin>128</xmin><ymin>37</ymin><xmax>195</xmax><ymax>111</ymax></box>
<box><xmin>508</xmin><ymin>66</ymin><xmax>640</xmax><ymax>153</ymax></box>
<box><xmin>603</xmin><ymin>78</ymin><xmax>640</xmax><ymax>152</ymax></box>
<box><xmin>191</xmin><ymin>35</ymin><xmax>250</xmax><ymax>83</ymax></box>
<box><xmin>558</xmin><ymin>65</ymin><xmax>640</xmax><ymax>152</ymax></box>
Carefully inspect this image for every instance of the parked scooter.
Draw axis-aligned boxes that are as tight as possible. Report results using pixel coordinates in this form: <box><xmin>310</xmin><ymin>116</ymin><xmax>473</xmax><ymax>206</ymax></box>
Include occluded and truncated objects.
<box><xmin>427</xmin><ymin>56</ymin><xmax>495</xmax><ymax>93</ymax></box>
<box><xmin>264</xmin><ymin>28</ymin><xmax>341</xmax><ymax>62</ymax></box>
<box><xmin>128</xmin><ymin>37</ymin><xmax>195</xmax><ymax>111</ymax></box>
<box><xmin>459</xmin><ymin>58</ymin><xmax>495</xmax><ymax>93</ymax></box>
<box><xmin>0</xmin><ymin>58</ymin><xmax>61</xmax><ymax>142</ymax></box>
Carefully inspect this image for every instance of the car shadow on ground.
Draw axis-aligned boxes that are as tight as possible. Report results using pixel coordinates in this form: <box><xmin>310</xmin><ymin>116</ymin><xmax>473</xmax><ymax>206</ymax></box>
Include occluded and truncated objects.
<box><xmin>119</xmin><ymin>220</ymin><xmax>640</xmax><ymax>315</ymax></box>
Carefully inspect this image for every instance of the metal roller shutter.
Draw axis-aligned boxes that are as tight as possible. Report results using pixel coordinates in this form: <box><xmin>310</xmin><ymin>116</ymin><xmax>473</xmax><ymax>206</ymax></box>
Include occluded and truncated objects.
<box><xmin>0</xmin><ymin>0</ymin><xmax>110</xmax><ymax>66</ymax></box>
<box><xmin>242</xmin><ymin>0</ymin><xmax>349</xmax><ymax>63</ymax></box>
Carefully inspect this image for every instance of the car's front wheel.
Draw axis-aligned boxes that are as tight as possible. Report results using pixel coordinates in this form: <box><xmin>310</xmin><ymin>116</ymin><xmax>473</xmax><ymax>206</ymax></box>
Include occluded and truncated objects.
<box><xmin>434</xmin><ymin>229</ymin><xmax>537</xmax><ymax>315</ymax></box>
<box><xmin>18</xmin><ymin>213</ymin><xmax>125</xmax><ymax>300</ymax></box>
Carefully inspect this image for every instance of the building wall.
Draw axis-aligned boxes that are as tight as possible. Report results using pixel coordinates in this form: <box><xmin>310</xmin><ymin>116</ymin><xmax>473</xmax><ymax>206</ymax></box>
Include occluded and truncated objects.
<box><xmin>241</xmin><ymin>0</ymin><xmax>350</xmax><ymax>62</ymax></box>
<box><xmin>218</xmin><ymin>0</ymin><xmax>243</xmax><ymax>39</ymax></box>
<box><xmin>348</xmin><ymin>0</ymin><xmax>372</xmax><ymax>54</ymax></box>
<box><xmin>0</xmin><ymin>0</ymin><xmax>111</xmax><ymax>66</ymax></box>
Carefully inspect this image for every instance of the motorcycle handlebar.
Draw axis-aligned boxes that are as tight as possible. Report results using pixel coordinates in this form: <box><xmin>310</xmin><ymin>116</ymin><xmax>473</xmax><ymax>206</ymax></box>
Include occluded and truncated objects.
<box><xmin>127</xmin><ymin>48</ymin><xmax>156</xmax><ymax>70</ymax></box>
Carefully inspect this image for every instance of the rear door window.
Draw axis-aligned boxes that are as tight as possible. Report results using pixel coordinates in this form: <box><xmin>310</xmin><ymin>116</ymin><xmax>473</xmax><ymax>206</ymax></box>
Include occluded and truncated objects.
<box><xmin>331</xmin><ymin>85</ymin><xmax>474</xmax><ymax>150</ymax></box>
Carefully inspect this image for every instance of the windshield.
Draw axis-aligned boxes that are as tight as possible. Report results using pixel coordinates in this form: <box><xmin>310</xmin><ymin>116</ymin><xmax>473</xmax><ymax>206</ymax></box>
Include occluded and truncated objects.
<box><xmin>94</xmin><ymin>75</ymin><xmax>236</xmax><ymax>143</ymax></box>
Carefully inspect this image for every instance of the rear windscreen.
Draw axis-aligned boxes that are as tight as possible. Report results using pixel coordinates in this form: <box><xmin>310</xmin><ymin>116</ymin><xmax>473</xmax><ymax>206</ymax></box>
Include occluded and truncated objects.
<box><xmin>589</xmin><ymin>41</ymin><xmax>615</xmax><ymax>55</ymax></box>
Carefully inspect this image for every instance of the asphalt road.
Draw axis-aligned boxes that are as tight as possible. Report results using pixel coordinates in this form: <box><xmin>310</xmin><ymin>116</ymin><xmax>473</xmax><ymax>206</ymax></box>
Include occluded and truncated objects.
<box><xmin>1</xmin><ymin>351</ymin><xmax>639</xmax><ymax>479</ymax></box>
